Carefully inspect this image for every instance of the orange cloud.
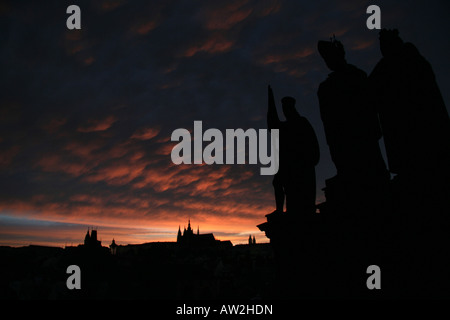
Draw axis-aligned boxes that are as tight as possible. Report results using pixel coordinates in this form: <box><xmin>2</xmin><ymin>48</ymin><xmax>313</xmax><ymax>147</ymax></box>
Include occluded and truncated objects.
<box><xmin>106</xmin><ymin>140</ymin><xmax>133</xmax><ymax>159</ymax></box>
<box><xmin>63</xmin><ymin>31</ymin><xmax>91</xmax><ymax>56</ymax></box>
<box><xmin>0</xmin><ymin>145</ymin><xmax>20</xmax><ymax>167</ymax></box>
<box><xmin>99</xmin><ymin>0</ymin><xmax>126</xmax><ymax>12</ymax></box>
<box><xmin>155</xmin><ymin>142</ymin><xmax>174</xmax><ymax>156</ymax></box>
<box><xmin>63</xmin><ymin>139</ymin><xmax>105</xmax><ymax>159</ymax></box>
<box><xmin>83</xmin><ymin>56</ymin><xmax>95</xmax><ymax>65</ymax></box>
<box><xmin>287</xmin><ymin>69</ymin><xmax>308</xmax><ymax>78</ymax></box>
<box><xmin>351</xmin><ymin>39</ymin><xmax>375</xmax><ymax>50</ymax></box>
<box><xmin>131</xmin><ymin>127</ymin><xmax>161</xmax><ymax>140</ymax></box>
<box><xmin>37</xmin><ymin>154</ymin><xmax>90</xmax><ymax>177</ymax></box>
<box><xmin>260</xmin><ymin>47</ymin><xmax>314</xmax><ymax>65</ymax></box>
<box><xmin>205</xmin><ymin>5</ymin><xmax>253</xmax><ymax>30</ymax></box>
<box><xmin>70</xmin><ymin>194</ymin><xmax>104</xmax><ymax>205</ymax></box>
<box><xmin>132</xmin><ymin>164</ymin><xmax>196</xmax><ymax>191</ymax></box>
<box><xmin>183</xmin><ymin>34</ymin><xmax>235</xmax><ymax>57</ymax></box>
<box><xmin>83</xmin><ymin>161</ymin><xmax>147</xmax><ymax>186</ymax></box>
<box><xmin>36</xmin><ymin>134</ymin><xmax>154</xmax><ymax>181</ymax></box>
<box><xmin>40</xmin><ymin>116</ymin><xmax>67</xmax><ymax>134</ymax></box>
<box><xmin>201</xmin><ymin>0</ymin><xmax>280</xmax><ymax>31</ymax></box>
<box><xmin>257</xmin><ymin>0</ymin><xmax>281</xmax><ymax>17</ymax></box>
<box><xmin>77</xmin><ymin>115</ymin><xmax>117</xmax><ymax>133</ymax></box>
<box><xmin>132</xmin><ymin>20</ymin><xmax>159</xmax><ymax>35</ymax></box>
<box><xmin>159</xmin><ymin>79</ymin><xmax>183</xmax><ymax>90</ymax></box>
<box><xmin>64</xmin><ymin>30</ymin><xmax>83</xmax><ymax>42</ymax></box>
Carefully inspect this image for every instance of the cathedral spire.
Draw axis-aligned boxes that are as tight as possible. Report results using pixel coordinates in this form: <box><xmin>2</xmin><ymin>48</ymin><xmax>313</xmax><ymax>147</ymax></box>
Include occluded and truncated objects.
<box><xmin>84</xmin><ymin>228</ymin><xmax>91</xmax><ymax>246</ymax></box>
<box><xmin>177</xmin><ymin>225</ymin><xmax>182</xmax><ymax>242</ymax></box>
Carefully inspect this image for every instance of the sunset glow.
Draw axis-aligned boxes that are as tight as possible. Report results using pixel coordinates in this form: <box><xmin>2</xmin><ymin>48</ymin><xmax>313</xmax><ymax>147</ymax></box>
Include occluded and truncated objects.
<box><xmin>1</xmin><ymin>0</ymin><xmax>448</xmax><ymax>249</ymax></box>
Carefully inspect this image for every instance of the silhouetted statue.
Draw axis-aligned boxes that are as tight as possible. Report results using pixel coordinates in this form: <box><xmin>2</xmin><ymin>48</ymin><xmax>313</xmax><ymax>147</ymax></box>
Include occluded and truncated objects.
<box><xmin>317</xmin><ymin>37</ymin><xmax>389</xmax><ymax>195</ymax></box>
<box><xmin>368</xmin><ymin>30</ymin><xmax>450</xmax><ymax>298</ymax></box>
<box><xmin>267</xmin><ymin>85</ymin><xmax>320</xmax><ymax>215</ymax></box>
<box><xmin>369</xmin><ymin>29</ymin><xmax>450</xmax><ymax>182</ymax></box>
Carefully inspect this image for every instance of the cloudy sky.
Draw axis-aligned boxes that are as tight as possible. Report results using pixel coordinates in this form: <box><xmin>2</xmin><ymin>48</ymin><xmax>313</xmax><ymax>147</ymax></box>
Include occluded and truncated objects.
<box><xmin>1</xmin><ymin>0</ymin><xmax>449</xmax><ymax>247</ymax></box>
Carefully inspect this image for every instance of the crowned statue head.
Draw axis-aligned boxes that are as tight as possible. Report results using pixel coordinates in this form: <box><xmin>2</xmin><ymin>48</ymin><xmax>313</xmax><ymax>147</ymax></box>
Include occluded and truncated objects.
<box><xmin>318</xmin><ymin>35</ymin><xmax>346</xmax><ymax>71</ymax></box>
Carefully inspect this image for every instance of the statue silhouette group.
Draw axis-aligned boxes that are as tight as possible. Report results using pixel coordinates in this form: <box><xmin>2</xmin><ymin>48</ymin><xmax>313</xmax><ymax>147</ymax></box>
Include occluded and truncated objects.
<box><xmin>260</xmin><ymin>29</ymin><xmax>449</xmax><ymax>298</ymax></box>
<box><xmin>267</xmin><ymin>29</ymin><xmax>449</xmax><ymax>217</ymax></box>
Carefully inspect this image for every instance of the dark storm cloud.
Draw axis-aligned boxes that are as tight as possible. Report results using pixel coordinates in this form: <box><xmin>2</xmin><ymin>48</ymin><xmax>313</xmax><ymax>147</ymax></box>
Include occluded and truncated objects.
<box><xmin>1</xmin><ymin>0</ymin><xmax>449</xmax><ymax>245</ymax></box>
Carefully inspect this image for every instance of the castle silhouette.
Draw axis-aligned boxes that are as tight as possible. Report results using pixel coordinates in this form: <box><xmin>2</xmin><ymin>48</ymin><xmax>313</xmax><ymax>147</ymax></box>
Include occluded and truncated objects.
<box><xmin>177</xmin><ymin>219</ymin><xmax>232</xmax><ymax>248</ymax></box>
<box><xmin>84</xmin><ymin>228</ymin><xmax>102</xmax><ymax>248</ymax></box>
